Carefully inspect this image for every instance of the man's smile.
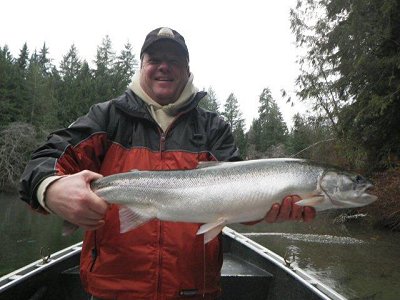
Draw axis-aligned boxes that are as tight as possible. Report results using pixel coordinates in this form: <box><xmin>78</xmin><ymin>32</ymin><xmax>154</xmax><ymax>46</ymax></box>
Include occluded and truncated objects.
<box><xmin>155</xmin><ymin>77</ymin><xmax>174</xmax><ymax>81</ymax></box>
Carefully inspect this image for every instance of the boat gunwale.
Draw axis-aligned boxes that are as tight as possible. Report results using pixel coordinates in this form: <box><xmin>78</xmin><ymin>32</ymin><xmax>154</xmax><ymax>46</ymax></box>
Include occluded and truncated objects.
<box><xmin>0</xmin><ymin>242</ymin><xmax>82</xmax><ymax>292</ymax></box>
<box><xmin>223</xmin><ymin>227</ymin><xmax>347</xmax><ymax>300</ymax></box>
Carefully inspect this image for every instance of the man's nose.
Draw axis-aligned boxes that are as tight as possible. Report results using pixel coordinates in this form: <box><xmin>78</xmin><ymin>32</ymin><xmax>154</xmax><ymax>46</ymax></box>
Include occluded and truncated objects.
<box><xmin>157</xmin><ymin>60</ymin><xmax>171</xmax><ymax>72</ymax></box>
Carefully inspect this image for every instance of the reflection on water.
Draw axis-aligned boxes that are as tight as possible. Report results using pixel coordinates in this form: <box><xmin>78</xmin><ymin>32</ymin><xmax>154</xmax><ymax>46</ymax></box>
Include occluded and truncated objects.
<box><xmin>0</xmin><ymin>192</ymin><xmax>83</xmax><ymax>275</ymax></box>
<box><xmin>2</xmin><ymin>193</ymin><xmax>400</xmax><ymax>299</ymax></box>
<box><xmin>243</xmin><ymin>232</ymin><xmax>365</xmax><ymax>245</ymax></box>
<box><xmin>231</xmin><ymin>212</ymin><xmax>400</xmax><ymax>300</ymax></box>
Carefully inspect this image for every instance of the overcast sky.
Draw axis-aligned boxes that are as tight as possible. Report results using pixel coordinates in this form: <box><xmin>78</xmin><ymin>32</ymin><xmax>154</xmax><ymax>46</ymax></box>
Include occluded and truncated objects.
<box><xmin>1</xmin><ymin>0</ymin><xmax>308</xmax><ymax>129</ymax></box>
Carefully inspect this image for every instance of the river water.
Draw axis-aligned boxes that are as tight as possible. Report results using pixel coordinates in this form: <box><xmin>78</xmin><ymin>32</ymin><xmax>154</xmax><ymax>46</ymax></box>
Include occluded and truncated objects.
<box><xmin>1</xmin><ymin>192</ymin><xmax>400</xmax><ymax>299</ymax></box>
<box><xmin>0</xmin><ymin>193</ymin><xmax>82</xmax><ymax>275</ymax></box>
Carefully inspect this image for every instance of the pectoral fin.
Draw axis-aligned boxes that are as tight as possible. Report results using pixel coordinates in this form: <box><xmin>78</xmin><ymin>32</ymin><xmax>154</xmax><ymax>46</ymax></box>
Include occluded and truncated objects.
<box><xmin>118</xmin><ymin>205</ymin><xmax>153</xmax><ymax>233</ymax></box>
<box><xmin>62</xmin><ymin>220</ymin><xmax>79</xmax><ymax>236</ymax></box>
<box><xmin>197</xmin><ymin>218</ymin><xmax>227</xmax><ymax>244</ymax></box>
<box><xmin>295</xmin><ymin>196</ymin><xmax>324</xmax><ymax>207</ymax></box>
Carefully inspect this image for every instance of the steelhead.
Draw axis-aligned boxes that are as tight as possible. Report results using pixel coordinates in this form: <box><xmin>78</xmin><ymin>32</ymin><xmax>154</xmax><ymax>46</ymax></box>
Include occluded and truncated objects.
<box><xmin>91</xmin><ymin>158</ymin><xmax>377</xmax><ymax>243</ymax></box>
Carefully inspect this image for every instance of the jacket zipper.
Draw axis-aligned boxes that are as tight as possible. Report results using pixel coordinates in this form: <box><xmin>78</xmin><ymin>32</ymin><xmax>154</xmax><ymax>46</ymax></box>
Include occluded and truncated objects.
<box><xmin>157</xmin><ymin>220</ymin><xmax>163</xmax><ymax>299</ymax></box>
<box><xmin>158</xmin><ymin>111</ymin><xmax>186</xmax><ymax>154</ymax></box>
<box><xmin>160</xmin><ymin>132</ymin><xmax>166</xmax><ymax>153</ymax></box>
<box><xmin>89</xmin><ymin>231</ymin><xmax>98</xmax><ymax>272</ymax></box>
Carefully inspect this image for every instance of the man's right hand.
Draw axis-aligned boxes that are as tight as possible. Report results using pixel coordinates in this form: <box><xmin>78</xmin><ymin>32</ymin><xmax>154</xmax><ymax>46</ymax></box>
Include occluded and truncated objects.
<box><xmin>45</xmin><ymin>170</ymin><xmax>109</xmax><ymax>231</ymax></box>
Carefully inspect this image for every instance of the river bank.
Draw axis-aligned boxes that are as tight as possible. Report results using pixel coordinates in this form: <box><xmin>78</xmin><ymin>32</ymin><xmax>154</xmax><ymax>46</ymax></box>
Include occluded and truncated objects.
<box><xmin>360</xmin><ymin>167</ymin><xmax>400</xmax><ymax>231</ymax></box>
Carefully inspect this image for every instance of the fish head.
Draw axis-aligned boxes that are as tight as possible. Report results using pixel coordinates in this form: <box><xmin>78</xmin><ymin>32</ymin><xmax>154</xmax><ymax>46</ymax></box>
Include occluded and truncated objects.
<box><xmin>319</xmin><ymin>170</ymin><xmax>377</xmax><ymax>209</ymax></box>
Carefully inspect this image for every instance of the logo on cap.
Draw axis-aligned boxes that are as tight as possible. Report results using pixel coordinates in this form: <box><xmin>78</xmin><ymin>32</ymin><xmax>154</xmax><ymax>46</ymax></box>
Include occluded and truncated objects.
<box><xmin>157</xmin><ymin>27</ymin><xmax>175</xmax><ymax>38</ymax></box>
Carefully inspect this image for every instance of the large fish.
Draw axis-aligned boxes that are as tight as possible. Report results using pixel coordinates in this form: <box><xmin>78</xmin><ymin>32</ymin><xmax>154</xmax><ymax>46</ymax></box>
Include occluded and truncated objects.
<box><xmin>91</xmin><ymin>158</ymin><xmax>377</xmax><ymax>243</ymax></box>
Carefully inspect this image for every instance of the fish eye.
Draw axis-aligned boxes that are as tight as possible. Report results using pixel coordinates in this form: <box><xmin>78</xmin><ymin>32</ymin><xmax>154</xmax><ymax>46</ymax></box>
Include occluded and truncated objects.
<box><xmin>354</xmin><ymin>175</ymin><xmax>365</xmax><ymax>184</ymax></box>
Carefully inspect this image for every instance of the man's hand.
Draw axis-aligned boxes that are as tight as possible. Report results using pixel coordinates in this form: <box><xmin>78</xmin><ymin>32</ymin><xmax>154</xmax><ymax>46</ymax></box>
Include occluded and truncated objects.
<box><xmin>45</xmin><ymin>170</ymin><xmax>109</xmax><ymax>231</ymax></box>
<box><xmin>265</xmin><ymin>195</ymin><xmax>316</xmax><ymax>223</ymax></box>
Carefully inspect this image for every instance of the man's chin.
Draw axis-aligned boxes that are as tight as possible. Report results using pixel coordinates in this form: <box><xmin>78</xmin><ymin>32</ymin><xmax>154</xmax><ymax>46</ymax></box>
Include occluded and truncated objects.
<box><xmin>153</xmin><ymin>92</ymin><xmax>178</xmax><ymax>105</ymax></box>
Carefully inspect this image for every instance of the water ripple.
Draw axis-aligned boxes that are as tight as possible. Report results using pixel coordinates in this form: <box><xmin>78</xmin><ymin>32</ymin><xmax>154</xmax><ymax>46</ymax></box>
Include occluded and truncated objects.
<box><xmin>242</xmin><ymin>232</ymin><xmax>365</xmax><ymax>244</ymax></box>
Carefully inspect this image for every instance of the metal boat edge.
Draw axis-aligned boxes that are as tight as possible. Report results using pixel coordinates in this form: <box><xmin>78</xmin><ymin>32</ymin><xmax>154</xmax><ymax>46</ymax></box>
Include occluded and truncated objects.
<box><xmin>0</xmin><ymin>242</ymin><xmax>82</xmax><ymax>293</ymax></box>
<box><xmin>222</xmin><ymin>227</ymin><xmax>346</xmax><ymax>300</ymax></box>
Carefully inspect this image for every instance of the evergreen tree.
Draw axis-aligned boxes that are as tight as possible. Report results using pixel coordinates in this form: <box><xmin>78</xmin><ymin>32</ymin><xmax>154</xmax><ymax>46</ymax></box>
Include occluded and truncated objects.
<box><xmin>0</xmin><ymin>46</ymin><xmax>20</xmax><ymax>126</ymax></box>
<box><xmin>233</xmin><ymin>119</ymin><xmax>248</xmax><ymax>159</ymax></box>
<box><xmin>93</xmin><ymin>35</ymin><xmax>116</xmax><ymax>101</ymax></box>
<box><xmin>221</xmin><ymin>93</ymin><xmax>247</xmax><ymax>156</ymax></box>
<box><xmin>287</xmin><ymin>113</ymin><xmax>311</xmax><ymax>156</ymax></box>
<box><xmin>247</xmin><ymin>118</ymin><xmax>263</xmax><ymax>158</ymax></box>
<box><xmin>249</xmin><ymin>88</ymin><xmax>288</xmax><ymax>155</ymax></box>
<box><xmin>17</xmin><ymin>43</ymin><xmax>29</xmax><ymax>73</ymax></box>
<box><xmin>113</xmin><ymin>41</ymin><xmax>137</xmax><ymax>93</ymax></box>
<box><xmin>291</xmin><ymin>0</ymin><xmax>400</xmax><ymax>167</ymax></box>
<box><xmin>38</xmin><ymin>43</ymin><xmax>52</xmax><ymax>77</ymax></box>
<box><xmin>76</xmin><ymin>60</ymin><xmax>96</xmax><ymax>108</ymax></box>
<box><xmin>25</xmin><ymin>51</ymin><xmax>57</xmax><ymax>128</ymax></box>
<box><xmin>58</xmin><ymin>45</ymin><xmax>84</xmax><ymax>126</ymax></box>
<box><xmin>199</xmin><ymin>87</ymin><xmax>220</xmax><ymax>113</ymax></box>
<box><xmin>59</xmin><ymin>44</ymin><xmax>81</xmax><ymax>80</ymax></box>
<box><xmin>222</xmin><ymin>93</ymin><xmax>243</xmax><ymax>132</ymax></box>
<box><xmin>14</xmin><ymin>43</ymin><xmax>31</xmax><ymax>122</ymax></box>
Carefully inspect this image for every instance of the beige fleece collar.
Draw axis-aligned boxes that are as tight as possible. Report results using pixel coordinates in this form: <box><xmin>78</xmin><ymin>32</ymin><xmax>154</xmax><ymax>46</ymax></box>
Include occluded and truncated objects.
<box><xmin>128</xmin><ymin>70</ymin><xmax>198</xmax><ymax>131</ymax></box>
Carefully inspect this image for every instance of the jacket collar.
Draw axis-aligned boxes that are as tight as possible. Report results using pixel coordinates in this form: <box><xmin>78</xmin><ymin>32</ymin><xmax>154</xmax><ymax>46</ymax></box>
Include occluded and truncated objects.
<box><xmin>114</xmin><ymin>89</ymin><xmax>207</xmax><ymax>120</ymax></box>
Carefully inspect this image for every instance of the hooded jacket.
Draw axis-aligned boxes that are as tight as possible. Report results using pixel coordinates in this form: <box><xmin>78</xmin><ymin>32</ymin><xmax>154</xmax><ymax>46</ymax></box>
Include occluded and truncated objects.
<box><xmin>19</xmin><ymin>89</ymin><xmax>240</xmax><ymax>299</ymax></box>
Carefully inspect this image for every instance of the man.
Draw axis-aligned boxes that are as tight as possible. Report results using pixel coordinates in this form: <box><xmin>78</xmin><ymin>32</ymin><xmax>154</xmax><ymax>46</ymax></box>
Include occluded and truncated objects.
<box><xmin>20</xmin><ymin>27</ymin><xmax>315</xmax><ymax>299</ymax></box>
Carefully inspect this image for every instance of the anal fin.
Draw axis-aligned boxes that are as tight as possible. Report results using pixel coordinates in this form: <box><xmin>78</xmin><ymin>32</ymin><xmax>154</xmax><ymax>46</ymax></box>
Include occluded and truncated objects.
<box><xmin>197</xmin><ymin>218</ymin><xmax>227</xmax><ymax>244</ymax></box>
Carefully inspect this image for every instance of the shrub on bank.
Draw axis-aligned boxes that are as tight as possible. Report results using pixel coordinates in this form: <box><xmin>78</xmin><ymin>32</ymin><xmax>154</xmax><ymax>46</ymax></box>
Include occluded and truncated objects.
<box><xmin>363</xmin><ymin>168</ymin><xmax>400</xmax><ymax>231</ymax></box>
<box><xmin>0</xmin><ymin>122</ymin><xmax>38</xmax><ymax>191</ymax></box>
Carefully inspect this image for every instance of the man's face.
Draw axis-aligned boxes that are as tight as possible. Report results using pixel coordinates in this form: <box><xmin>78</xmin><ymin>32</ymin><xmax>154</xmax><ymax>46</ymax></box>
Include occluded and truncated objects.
<box><xmin>140</xmin><ymin>40</ymin><xmax>190</xmax><ymax>105</ymax></box>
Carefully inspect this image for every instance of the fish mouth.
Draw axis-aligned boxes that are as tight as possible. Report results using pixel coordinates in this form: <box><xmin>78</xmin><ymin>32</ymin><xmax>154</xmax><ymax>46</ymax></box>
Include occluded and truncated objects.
<box><xmin>362</xmin><ymin>183</ymin><xmax>375</xmax><ymax>195</ymax></box>
<box><xmin>358</xmin><ymin>183</ymin><xmax>378</xmax><ymax>203</ymax></box>
<box><xmin>361</xmin><ymin>184</ymin><xmax>378</xmax><ymax>202</ymax></box>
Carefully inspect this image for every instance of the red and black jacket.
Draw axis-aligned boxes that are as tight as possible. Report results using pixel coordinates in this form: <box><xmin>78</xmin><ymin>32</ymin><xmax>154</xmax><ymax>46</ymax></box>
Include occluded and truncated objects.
<box><xmin>19</xmin><ymin>89</ymin><xmax>241</xmax><ymax>299</ymax></box>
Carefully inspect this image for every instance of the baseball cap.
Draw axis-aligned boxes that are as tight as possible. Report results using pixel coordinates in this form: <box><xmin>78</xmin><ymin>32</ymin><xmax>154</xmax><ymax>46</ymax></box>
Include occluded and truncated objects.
<box><xmin>140</xmin><ymin>27</ymin><xmax>189</xmax><ymax>60</ymax></box>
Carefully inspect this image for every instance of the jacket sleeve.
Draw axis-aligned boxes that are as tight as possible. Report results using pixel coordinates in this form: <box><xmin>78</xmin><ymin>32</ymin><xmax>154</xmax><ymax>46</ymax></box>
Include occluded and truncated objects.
<box><xmin>206</xmin><ymin>112</ymin><xmax>242</xmax><ymax>162</ymax></box>
<box><xmin>19</xmin><ymin>101</ymin><xmax>112</xmax><ymax>212</ymax></box>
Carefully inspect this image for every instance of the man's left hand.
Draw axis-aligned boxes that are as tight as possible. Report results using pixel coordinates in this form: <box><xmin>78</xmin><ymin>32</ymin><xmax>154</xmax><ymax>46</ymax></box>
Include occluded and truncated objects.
<box><xmin>265</xmin><ymin>195</ymin><xmax>316</xmax><ymax>223</ymax></box>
